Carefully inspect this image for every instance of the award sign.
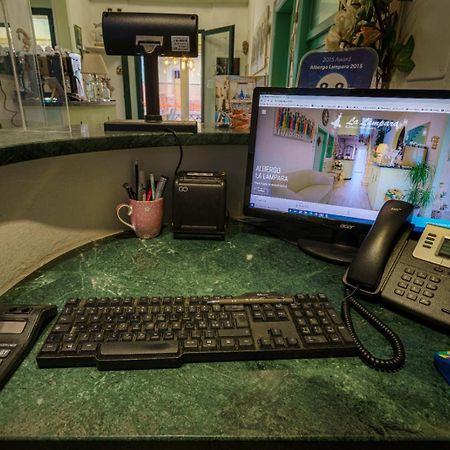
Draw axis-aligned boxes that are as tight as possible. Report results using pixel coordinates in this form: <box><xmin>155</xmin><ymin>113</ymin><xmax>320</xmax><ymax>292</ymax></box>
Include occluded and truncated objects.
<box><xmin>298</xmin><ymin>48</ymin><xmax>378</xmax><ymax>89</ymax></box>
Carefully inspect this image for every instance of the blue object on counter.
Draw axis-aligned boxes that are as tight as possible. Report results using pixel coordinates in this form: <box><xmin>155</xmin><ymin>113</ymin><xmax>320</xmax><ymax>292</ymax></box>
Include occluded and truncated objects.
<box><xmin>434</xmin><ymin>351</ymin><xmax>450</xmax><ymax>385</ymax></box>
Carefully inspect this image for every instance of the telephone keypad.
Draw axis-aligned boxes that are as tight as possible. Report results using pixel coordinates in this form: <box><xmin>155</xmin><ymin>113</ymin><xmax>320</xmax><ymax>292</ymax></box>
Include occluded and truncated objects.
<box><xmin>382</xmin><ymin>237</ymin><xmax>450</xmax><ymax>330</ymax></box>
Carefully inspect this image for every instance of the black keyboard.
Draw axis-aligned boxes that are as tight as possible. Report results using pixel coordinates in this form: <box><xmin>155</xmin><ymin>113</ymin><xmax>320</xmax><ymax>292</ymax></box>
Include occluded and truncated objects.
<box><xmin>36</xmin><ymin>293</ymin><xmax>357</xmax><ymax>370</ymax></box>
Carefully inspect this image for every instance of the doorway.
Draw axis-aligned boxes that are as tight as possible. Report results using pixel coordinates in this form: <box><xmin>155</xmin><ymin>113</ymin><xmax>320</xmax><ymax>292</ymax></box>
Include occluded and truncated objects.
<box><xmin>313</xmin><ymin>127</ymin><xmax>328</xmax><ymax>172</ymax></box>
<box><xmin>201</xmin><ymin>25</ymin><xmax>235</xmax><ymax>127</ymax></box>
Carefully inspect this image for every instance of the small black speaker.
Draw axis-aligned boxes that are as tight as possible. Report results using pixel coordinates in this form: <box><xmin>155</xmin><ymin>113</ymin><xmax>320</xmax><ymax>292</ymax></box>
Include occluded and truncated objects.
<box><xmin>172</xmin><ymin>171</ymin><xmax>226</xmax><ymax>240</ymax></box>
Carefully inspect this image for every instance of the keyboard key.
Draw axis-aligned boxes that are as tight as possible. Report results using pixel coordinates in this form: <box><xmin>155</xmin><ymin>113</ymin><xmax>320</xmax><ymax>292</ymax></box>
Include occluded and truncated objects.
<box><xmin>220</xmin><ymin>338</ymin><xmax>235</xmax><ymax>349</ymax></box>
<box><xmin>218</xmin><ymin>328</ymin><xmax>251</xmax><ymax>338</ymax></box>
<box><xmin>259</xmin><ymin>338</ymin><xmax>272</xmax><ymax>348</ymax></box>
<box><xmin>80</xmin><ymin>343</ymin><xmax>98</xmax><ymax>353</ymax></box>
<box><xmin>184</xmin><ymin>339</ymin><xmax>199</xmax><ymax>351</ymax></box>
<box><xmin>337</xmin><ymin>326</ymin><xmax>354</xmax><ymax>344</ymax></box>
<box><xmin>41</xmin><ymin>343</ymin><xmax>58</xmax><ymax>353</ymax></box>
<box><xmin>233</xmin><ymin>312</ymin><xmax>249</xmax><ymax>328</ymax></box>
<box><xmin>286</xmin><ymin>337</ymin><xmax>299</xmax><ymax>347</ymax></box>
<box><xmin>224</xmin><ymin>305</ymin><xmax>245</xmax><ymax>312</ymax></box>
<box><xmin>238</xmin><ymin>337</ymin><xmax>254</xmax><ymax>349</ymax></box>
<box><xmin>304</xmin><ymin>335</ymin><xmax>328</xmax><ymax>345</ymax></box>
<box><xmin>61</xmin><ymin>343</ymin><xmax>77</xmax><ymax>353</ymax></box>
<box><xmin>202</xmin><ymin>338</ymin><xmax>217</xmax><ymax>350</ymax></box>
<box><xmin>100</xmin><ymin>341</ymin><xmax>179</xmax><ymax>357</ymax></box>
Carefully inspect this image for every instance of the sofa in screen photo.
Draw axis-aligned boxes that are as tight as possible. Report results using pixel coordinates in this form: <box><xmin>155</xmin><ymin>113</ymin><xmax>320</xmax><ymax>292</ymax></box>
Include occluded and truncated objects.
<box><xmin>271</xmin><ymin>169</ymin><xmax>334</xmax><ymax>203</ymax></box>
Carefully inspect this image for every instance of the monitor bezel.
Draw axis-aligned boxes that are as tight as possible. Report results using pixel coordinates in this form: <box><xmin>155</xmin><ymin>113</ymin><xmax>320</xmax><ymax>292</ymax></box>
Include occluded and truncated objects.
<box><xmin>243</xmin><ymin>87</ymin><xmax>450</xmax><ymax>234</ymax></box>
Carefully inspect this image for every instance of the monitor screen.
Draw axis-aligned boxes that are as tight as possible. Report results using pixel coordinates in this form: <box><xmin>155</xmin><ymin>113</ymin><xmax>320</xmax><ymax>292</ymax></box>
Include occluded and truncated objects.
<box><xmin>244</xmin><ymin>88</ymin><xmax>450</xmax><ymax>233</ymax></box>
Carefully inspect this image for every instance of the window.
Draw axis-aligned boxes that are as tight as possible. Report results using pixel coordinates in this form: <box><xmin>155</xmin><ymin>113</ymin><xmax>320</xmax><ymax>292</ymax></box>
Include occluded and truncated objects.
<box><xmin>134</xmin><ymin>34</ymin><xmax>202</xmax><ymax>121</ymax></box>
<box><xmin>31</xmin><ymin>8</ymin><xmax>56</xmax><ymax>48</ymax></box>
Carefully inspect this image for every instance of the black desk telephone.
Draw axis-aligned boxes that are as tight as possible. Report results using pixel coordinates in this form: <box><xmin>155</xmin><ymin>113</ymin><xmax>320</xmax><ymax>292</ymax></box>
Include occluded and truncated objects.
<box><xmin>342</xmin><ymin>199</ymin><xmax>450</xmax><ymax>371</ymax></box>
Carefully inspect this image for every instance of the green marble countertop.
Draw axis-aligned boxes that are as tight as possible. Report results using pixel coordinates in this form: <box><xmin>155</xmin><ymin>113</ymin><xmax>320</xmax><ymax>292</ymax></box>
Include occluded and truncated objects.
<box><xmin>0</xmin><ymin>124</ymin><xmax>249</xmax><ymax>166</ymax></box>
<box><xmin>0</xmin><ymin>225</ymin><xmax>449</xmax><ymax>448</ymax></box>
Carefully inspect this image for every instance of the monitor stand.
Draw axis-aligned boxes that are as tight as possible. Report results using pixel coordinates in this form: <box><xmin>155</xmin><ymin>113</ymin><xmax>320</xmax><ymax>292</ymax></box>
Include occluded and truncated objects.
<box><xmin>297</xmin><ymin>239</ymin><xmax>358</xmax><ymax>265</ymax></box>
<box><xmin>104</xmin><ymin>51</ymin><xmax>197</xmax><ymax>133</ymax></box>
<box><xmin>255</xmin><ymin>219</ymin><xmax>364</xmax><ymax>265</ymax></box>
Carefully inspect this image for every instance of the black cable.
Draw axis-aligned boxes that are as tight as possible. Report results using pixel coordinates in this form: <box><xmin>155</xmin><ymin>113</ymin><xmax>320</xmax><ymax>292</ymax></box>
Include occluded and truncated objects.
<box><xmin>164</xmin><ymin>127</ymin><xmax>184</xmax><ymax>176</ymax></box>
<box><xmin>341</xmin><ymin>287</ymin><xmax>406</xmax><ymax>372</ymax></box>
<box><xmin>0</xmin><ymin>80</ymin><xmax>19</xmax><ymax>127</ymax></box>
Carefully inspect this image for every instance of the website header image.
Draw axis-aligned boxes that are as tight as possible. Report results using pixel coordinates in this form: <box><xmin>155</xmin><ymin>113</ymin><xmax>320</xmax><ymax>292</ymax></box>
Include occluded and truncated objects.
<box><xmin>251</xmin><ymin>104</ymin><xmax>450</xmax><ymax>227</ymax></box>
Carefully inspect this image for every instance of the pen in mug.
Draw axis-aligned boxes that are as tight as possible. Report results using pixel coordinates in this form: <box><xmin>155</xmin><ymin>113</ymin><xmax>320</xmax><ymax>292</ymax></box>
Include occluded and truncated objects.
<box><xmin>154</xmin><ymin>176</ymin><xmax>168</xmax><ymax>199</ymax></box>
<box><xmin>122</xmin><ymin>182</ymin><xmax>135</xmax><ymax>200</ymax></box>
<box><xmin>146</xmin><ymin>185</ymin><xmax>152</xmax><ymax>201</ymax></box>
<box><xmin>149</xmin><ymin>173</ymin><xmax>156</xmax><ymax>200</ymax></box>
<box><xmin>134</xmin><ymin>160</ymin><xmax>139</xmax><ymax>196</ymax></box>
<box><xmin>139</xmin><ymin>183</ymin><xmax>147</xmax><ymax>201</ymax></box>
<box><xmin>137</xmin><ymin>170</ymin><xmax>146</xmax><ymax>200</ymax></box>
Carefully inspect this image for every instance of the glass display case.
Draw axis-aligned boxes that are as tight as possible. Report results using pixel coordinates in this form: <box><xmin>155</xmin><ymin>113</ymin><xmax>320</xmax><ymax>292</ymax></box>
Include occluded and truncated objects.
<box><xmin>0</xmin><ymin>0</ymin><xmax>70</xmax><ymax>131</ymax></box>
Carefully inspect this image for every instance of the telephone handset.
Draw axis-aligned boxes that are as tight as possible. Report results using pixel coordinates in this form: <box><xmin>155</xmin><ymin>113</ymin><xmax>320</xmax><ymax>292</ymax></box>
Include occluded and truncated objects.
<box><xmin>342</xmin><ymin>200</ymin><xmax>450</xmax><ymax>372</ymax></box>
<box><xmin>344</xmin><ymin>200</ymin><xmax>414</xmax><ymax>295</ymax></box>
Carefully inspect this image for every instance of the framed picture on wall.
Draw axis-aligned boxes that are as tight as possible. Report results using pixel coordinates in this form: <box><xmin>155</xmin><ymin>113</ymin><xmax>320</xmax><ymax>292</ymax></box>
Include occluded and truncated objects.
<box><xmin>74</xmin><ymin>25</ymin><xmax>83</xmax><ymax>53</ymax></box>
<box><xmin>250</xmin><ymin>5</ymin><xmax>271</xmax><ymax>75</ymax></box>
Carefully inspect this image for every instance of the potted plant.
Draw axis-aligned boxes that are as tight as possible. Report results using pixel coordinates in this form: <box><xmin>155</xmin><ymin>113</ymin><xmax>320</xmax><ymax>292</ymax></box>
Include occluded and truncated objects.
<box><xmin>405</xmin><ymin>162</ymin><xmax>435</xmax><ymax>215</ymax></box>
<box><xmin>325</xmin><ymin>0</ymin><xmax>416</xmax><ymax>89</ymax></box>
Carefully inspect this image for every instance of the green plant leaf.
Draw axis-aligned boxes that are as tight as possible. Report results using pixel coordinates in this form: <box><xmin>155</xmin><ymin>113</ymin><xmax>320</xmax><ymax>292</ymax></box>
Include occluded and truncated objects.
<box><xmin>395</xmin><ymin>58</ymin><xmax>415</xmax><ymax>72</ymax></box>
<box><xmin>394</xmin><ymin>36</ymin><xmax>415</xmax><ymax>72</ymax></box>
<box><xmin>402</xmin><ymin>35</ymin><xmax>415</xmax><ymax>59</ymax></box>
<box><xmin>420</xmin><ymin>189</ymin><xmax>435</xmax><ymax>208</ymax></box>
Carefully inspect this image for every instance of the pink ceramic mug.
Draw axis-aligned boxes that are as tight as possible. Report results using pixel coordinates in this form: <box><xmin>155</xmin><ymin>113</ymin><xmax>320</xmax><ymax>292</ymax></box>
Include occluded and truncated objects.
<box><xmin>116</xmin><ymin>198</ymin><xmax>164</xmax><ymax>239</ymax></box>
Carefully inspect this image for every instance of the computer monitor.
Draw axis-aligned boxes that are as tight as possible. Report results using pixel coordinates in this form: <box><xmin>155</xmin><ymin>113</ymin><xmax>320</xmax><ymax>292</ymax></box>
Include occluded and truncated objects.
<box><xmin>244</xmin><ymin>87</ymin><xmax>450</xmax><ymax>264</ymax></box>
<box><xmin>102</xmin><ymin>12</ymin><xmax>198</xmax><ymax>132</ymax></box>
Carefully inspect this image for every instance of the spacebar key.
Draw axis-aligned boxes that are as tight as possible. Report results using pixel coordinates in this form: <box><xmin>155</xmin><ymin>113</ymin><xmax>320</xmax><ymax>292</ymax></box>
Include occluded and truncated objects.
<box><xmin>217</xmin><ymin>328</ymin><xmax>251</xmax><ymax>337</ymax></box>
<box><xmin>96</xmin><ymin>341</ymin><xmax>181</xmax><ymax>370</ymax></box>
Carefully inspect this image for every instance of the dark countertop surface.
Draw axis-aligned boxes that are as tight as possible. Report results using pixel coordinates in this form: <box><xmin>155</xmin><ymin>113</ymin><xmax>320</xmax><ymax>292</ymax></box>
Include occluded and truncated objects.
<box><xmin>0</xmin><ymin>124</ymin><xmax>249</xmax><ymax>166</ymax></box>
<box><xmin>0</xmin><ymin>224</ymin><xmax>449</xmax><ymax>449</ymax></box>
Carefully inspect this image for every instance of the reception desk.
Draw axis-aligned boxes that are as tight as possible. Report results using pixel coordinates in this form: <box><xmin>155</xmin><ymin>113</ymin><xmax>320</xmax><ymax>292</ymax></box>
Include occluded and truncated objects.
<box><xmin>0</xmin><ymin>225</ymin><xmax>449</xmax><ymax>449</ymax></box>
<box><xmin>0</xmin><ymin>125</ymin><xmax>248</xmax><ymax>295</ymax></box>
<box><xmin>0</xmin><ymin>126</ymin><xmax>449</xmax><ymax>449</ymax></box>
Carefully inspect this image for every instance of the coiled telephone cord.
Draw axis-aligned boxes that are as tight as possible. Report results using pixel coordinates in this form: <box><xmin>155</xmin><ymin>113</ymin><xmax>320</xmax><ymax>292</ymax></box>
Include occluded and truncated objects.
<box><xmin>342</xmin><ymin>288</ymin><xmax>406</xmax><ymax>372</ymax></box>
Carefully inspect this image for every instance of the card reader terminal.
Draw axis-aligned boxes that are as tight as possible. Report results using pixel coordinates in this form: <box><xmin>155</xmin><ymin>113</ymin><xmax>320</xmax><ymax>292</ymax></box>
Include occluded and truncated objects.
<box><xmin>0</xmin><ymin>304</ymin><xmax>57</xmax><ymax>390</ymax></box>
